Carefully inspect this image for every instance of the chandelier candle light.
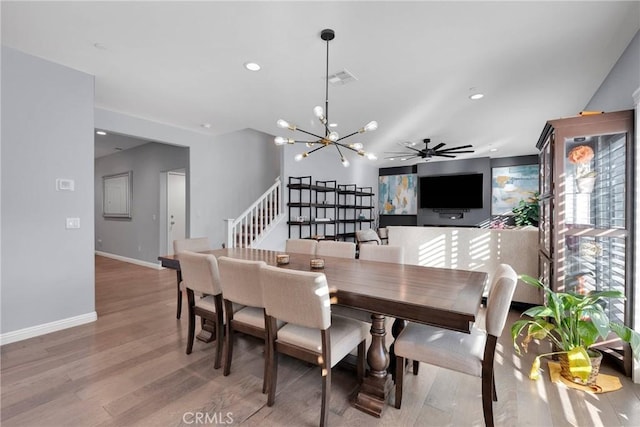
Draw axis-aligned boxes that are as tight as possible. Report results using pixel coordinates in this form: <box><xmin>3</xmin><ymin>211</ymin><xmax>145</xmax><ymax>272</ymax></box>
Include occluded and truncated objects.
<box><xmin>274</xmin><ymin>29</ymin><xmax>378</xmax><ymax>167</ymax></box>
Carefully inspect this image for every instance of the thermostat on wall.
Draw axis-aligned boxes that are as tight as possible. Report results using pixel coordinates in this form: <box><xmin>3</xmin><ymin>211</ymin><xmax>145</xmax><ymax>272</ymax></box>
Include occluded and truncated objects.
<box><xmin>56</xmin><ymin>178</ymin><xmax>75</xmax><ymax>191</ymax></box>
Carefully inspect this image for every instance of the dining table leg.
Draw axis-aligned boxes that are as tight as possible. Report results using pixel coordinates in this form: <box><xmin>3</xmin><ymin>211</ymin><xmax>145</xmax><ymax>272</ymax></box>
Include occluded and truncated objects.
<box><xmin>353</xmin><ymin>313</ymin><xmax>394</xmax><ymax>417</ymax></box>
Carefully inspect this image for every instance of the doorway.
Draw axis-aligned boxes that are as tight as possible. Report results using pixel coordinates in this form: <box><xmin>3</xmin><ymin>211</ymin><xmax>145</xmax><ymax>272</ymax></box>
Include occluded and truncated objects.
<box><xmin>165</xmin><ymin>170</ymin><xmax>186</xmax><ymax>254</ymax></box>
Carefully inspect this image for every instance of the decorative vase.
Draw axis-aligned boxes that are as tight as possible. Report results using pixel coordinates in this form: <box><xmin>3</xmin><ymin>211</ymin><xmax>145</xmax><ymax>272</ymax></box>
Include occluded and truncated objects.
<box><xmin>576</xmin><ymin>177</ymin><xmax>596</xmax><ymax>193</ymax></box>
<box><xmin>558</xmin><ymin>349</ymin><xmax>603</xmax><ymax>386</ymax></box>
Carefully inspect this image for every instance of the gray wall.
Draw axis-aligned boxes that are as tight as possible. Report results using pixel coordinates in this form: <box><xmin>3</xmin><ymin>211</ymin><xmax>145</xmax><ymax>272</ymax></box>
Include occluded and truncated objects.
<box><xmin>417</xmin><ymin>157</ymin><xmax>492</xmax><ymax>227</ymax></box>
<box><xmin>190</xmin><ymin>128</ymin><xmax>281</xmax><ymax>248</ymax></box>
<box><xmin>587</xmin><ymin>30</ymin><xmax>639</xmax><ymax>112</ymax></box>
<box><xmin>1</xmin><ymin>47</ymin><xmax>95</xmax><ymax>334</ymax></box>
<box><xmin>379</xmin><ymin>155</ymin><xmax>539</xmax><ymax>228</ymax></box>
<box><xmin>95</xmin><ymin>142</ymin><xmax>189</xmax><ymax>264</ymax></box>
<box><xmin>95</xmin><ymin>109</ymin><xmax>281</xmax><ymax>252</ymax></box>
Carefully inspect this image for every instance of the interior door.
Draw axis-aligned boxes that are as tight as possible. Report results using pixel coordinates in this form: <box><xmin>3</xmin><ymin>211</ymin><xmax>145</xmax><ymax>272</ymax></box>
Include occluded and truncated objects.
<box><xmin>167</xmin><ymin>171</ymin><xmax>186</xmax><ymax>254</ymax></box>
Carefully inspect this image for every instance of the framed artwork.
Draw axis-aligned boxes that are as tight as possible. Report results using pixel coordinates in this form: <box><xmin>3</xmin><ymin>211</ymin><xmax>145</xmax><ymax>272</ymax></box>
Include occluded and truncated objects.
<box><xmin>379</xmin><ymin>174</ymin><xmax>417</xmax><ymax>215</ymax></box>
<box><xmin>491</xmin><ymin>164</ymin><xmax>538</xmax><ymax>215</ymax></box>
<box><xmin>103</xmin><ymin>171</ymin><xmax>132</xmax><ymax>219</ymax></box>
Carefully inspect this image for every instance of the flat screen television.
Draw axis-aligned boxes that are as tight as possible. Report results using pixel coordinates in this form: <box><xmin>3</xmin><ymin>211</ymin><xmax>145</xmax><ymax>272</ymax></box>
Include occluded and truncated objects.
<box><xmin>419</xmin><ymin>173</ymin><xmax>484</xmax><ymax>209</ymax></box>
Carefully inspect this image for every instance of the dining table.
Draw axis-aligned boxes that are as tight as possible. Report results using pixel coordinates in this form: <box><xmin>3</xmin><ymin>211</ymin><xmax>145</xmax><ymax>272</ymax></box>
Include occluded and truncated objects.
<box><xmin>158</xmin><ymin>247</ymin><xmax>487</xmax><ymax>417</ymax></box>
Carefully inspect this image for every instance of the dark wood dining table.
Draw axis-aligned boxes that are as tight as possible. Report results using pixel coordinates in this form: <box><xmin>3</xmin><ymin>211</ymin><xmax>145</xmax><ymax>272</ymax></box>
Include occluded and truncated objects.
<box><xmin>158</xmin><ymin>247</ymin><xmax>487</xmax><ymax>417</ymax></box>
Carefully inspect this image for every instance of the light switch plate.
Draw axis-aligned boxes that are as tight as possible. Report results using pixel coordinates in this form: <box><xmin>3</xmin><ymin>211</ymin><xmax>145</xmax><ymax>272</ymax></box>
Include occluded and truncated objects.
<box><xmin>66</xmin><ymin>218</ymin><xmax>80</xmax><ymax>229</ymax></box>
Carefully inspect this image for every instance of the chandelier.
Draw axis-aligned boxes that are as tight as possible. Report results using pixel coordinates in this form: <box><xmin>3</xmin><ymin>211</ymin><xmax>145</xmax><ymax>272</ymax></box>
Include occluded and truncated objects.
<box><xmin>274</xmin><ymin>29</ymin><xmax>378</xmax><ymax>167</ymax></box>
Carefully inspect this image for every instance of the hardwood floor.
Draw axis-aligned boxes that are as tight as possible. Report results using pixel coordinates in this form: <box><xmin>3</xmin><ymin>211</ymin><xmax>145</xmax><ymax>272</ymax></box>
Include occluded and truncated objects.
<box><xmin>2</xmin><ymin>255</ymin><xmax>639</xmax><ymax>426</ymax></box>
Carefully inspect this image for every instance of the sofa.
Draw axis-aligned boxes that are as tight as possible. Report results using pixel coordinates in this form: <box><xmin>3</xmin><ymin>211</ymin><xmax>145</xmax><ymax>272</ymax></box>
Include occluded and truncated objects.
<box><xmin>387</xmin><ymin>226</ymin><xmax>541</xmax><ymax>305</ymax></box>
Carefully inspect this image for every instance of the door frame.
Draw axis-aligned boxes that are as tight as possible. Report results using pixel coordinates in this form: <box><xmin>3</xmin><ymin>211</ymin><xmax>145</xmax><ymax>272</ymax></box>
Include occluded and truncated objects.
<box><xmin>160</xmin><ymin>169</ymin><xmax>187</xmax><ymax>255</ymax></box>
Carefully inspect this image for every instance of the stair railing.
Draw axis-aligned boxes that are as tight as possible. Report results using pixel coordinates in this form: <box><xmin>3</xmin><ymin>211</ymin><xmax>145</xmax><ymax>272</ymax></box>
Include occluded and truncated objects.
<box><xmin>225</xmin><ymin>177</ymin><xmax>282</xmax><ymax>248</ymax></box>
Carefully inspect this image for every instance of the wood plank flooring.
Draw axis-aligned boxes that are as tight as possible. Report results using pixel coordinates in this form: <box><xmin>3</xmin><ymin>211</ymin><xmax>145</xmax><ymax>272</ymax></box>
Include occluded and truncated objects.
<box><xmin>1</xmin><ymin>255</ymin><xmax>639</xmax><ymax>426</ymax></box>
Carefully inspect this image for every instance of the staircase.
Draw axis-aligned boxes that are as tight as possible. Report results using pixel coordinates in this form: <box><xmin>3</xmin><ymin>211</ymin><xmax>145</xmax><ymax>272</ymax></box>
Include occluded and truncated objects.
<box><xmin>225</xmin><ymin>177</ymin><xmax>283</xmax><ymax>248</ymax></box>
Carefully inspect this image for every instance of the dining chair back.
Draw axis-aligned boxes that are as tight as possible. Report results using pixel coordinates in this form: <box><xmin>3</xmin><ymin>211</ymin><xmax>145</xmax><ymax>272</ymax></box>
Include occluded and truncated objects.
<box><xmin>358</xmin><ymin>245</ymin><xmax>404</xmax><ymax>263</ymax></box>
<box><xmin>285</xmin><ymin>238</ymin><xmax>317</xmax><ymax>255</ymax></box>
<box><xmin>261</xmin><ymin>265</ymin><xmax>368</xmax><ymax>427</ymax></box>
<box><xmin>173</xmin><ymin>237</ymin><xmax>211</xmax><ymax>319</ymax></box>
<box><xmin>218</xmin><ymin>256</ymin><xmax>270</xmax><ymax>392</ymax></box>
<box><xmin>316</xmin><ymin>240</ymin><xmax>356</xmax><ymax>259</ymax></box>
<box><xmin>177</xmin><ymin>250</ymin><xmax>224</xmax><ymax>369</ymax></box>
<box><xmin>355</xmin><ymin>228</ymin><xmax>381</xmax><ymax>245</ymax></box>
<box><xmin>393</xmin><ymin>263</ymin><xmax>517</xmax><ymax>427</ymax></box>
<box><xmin>377</xmin><ymin>227</ymin><xmax>389</xmax><ymax>244</ymax></box>
<box><xmin>174</xmin><ymin>237</ymin><xmax>210</xmax><ymax>254</ymax></box>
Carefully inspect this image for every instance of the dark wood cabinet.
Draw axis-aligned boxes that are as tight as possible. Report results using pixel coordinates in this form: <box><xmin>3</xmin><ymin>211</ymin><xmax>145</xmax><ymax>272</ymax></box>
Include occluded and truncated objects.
<box><xmin>536</xmin><ymin>110</ymin><xmax>635</xmax><ymax>374</ymax></box>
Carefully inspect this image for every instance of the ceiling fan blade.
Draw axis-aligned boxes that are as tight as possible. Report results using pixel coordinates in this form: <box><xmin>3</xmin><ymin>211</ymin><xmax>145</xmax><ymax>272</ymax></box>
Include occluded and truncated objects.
<box><xmin>384</xmin><ymin>154</ymin><xmax>419</xmax><ymax>160</ymax></box>
<box><xmin>403</xmin><ymin>146</ymin><xmax>423</xmax><ymax>153</ymax></box>
<box><xmin>441</xmin><ymin>150</ymin><xmax>475</xmax><ymax>154</ymax></box>
<box><xmin>433</xmin><ymin>153</ymin><xmax>457</xmax><ymax>158</ymax></box>
<box><xmin>431</xmin><ymin>142</ymin><xmax>446</xmax><ymax>151</ymax></box>
<box><xmin>438</xmin><ymin>145</ymin><xmax>473</xmax><ymax>152</ymax></box>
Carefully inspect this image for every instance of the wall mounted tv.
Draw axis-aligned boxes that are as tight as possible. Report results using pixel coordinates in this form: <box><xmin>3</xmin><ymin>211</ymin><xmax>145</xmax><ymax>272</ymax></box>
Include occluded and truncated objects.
<box><xmin>419</xmin><ymin>173</ymin><xmax>484</xmax><ymax>209</ymax></box>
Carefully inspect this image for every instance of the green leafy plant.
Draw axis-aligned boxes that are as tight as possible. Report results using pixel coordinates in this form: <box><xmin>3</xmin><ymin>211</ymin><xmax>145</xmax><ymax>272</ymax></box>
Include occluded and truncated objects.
<box><xmin>512</xmin><ymin>192</ymin><xmax>539</xmax><ymax>227</ymax></box>
<box><xmin>511</xmin><ymin>274</ymin><xmax>640</xmax><ymax>382</ymax></box>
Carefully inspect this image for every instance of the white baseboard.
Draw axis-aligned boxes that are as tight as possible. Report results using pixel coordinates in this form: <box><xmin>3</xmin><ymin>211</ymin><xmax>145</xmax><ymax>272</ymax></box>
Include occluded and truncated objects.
<box><xmin>0</xmin><ymin>311</ymin><xmax>97</xmax><ymax>346</ymax></box>
<box><xmin>95</xmin><ymin>251</ymin><xmax>163</xmax><ymax>270</ymax></box>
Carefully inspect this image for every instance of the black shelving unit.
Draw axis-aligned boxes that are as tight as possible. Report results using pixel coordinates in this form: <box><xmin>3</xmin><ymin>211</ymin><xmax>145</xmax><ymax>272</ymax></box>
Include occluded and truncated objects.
<box><xmin>287</xmin><ymin>176</ymin><xmax>337</xmax><ymax>240</ymax></box>
<box><xmin>336</xmin><ymin>184</ymin><xmax>375</xmax><ymax>242</ymax></box>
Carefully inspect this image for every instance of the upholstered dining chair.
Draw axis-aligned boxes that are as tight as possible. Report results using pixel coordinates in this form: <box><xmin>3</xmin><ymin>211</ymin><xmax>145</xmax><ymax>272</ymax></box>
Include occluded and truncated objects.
<box><xmin>316</xmin><ymin>240</ymin><xmax>356</xmax><ymax>259</ymax></box>
<box><xmin>173</xmin><ymin>237</ymin><xmax>211</xmax><ymax>319</ymax></box>
<box><xmin>285</xmin><ymin>238</ymin><xmax>317</xmax><ymax>255</ymax></box>
<box><xmin>177</xmin><ymin>250</ymin><xmax>224</xmax><ymax>369</ymax></box>
<box><xmin>261</xmin><ymin>265</ymin><xmax>368</xmax><ymax>427</ymax></box>
<box><xmin>217</xmin><ymin>256</ymin><xmax>270</xmax><ymax>393</ymax></box>
<box><xmin>355</xmin><ymin>228</ymin><xmax>381</xmax><ymax>246</ymax></box>
<box><xmin>377</xmin><ymin>227</ymin><xmax>389</xmax><ymax>245</ymax></box>
<box><xmin>358</xmin><ymin>244</ymin><xmax>404</xmax><ymax>263</ymax></box>
<box><xmin>393</xmin><ymin>264</ymin><xmax>518</xmax><ymax>427</ymax></box>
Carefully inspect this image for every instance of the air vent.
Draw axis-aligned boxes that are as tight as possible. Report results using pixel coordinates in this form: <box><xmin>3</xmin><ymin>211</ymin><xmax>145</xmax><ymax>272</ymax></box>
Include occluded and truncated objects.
<box><xmin>328</xmin><ymin>69</ymin><xmax>357</xmax><ymax>85</ymax></box>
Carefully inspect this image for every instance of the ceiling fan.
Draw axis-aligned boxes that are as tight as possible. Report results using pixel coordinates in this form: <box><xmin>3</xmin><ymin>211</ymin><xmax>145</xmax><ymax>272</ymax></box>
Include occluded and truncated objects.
<box><xmin>385</xmin><ymin>138</ymin><xmax>474</xmax><ymax>161</ymax></box>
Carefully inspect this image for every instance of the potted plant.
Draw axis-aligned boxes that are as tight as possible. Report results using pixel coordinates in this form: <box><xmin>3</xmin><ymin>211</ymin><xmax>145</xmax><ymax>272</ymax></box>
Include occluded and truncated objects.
<box><xmin>511</xmin><ymin>274</ymin><xmax>640</xmax><ymax>385</ymax></box>
<box><xmin>512</xmin><ymin>192</ymin><xmax>539</xmax><ymax>227</ymax></box>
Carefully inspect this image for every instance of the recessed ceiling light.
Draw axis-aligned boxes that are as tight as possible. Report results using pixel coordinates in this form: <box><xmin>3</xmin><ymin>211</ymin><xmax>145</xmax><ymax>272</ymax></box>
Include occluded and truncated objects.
<box><xmin>201</xmin><ymin>123</ymin><xmax>211</xmax><ymax>129</ymax></box>
<box><xmin>96</xmin><ymin>130</ymin><xmax>107</xmax><ymax>136</ymax></box>
<box><xmin>469</xmin><ymin>93</ymin><xmax>484</xmax><ymax>100</ymax></box>
<box><xmin>244</xmin><ymin>62</ymin><xmax>261</xmax><ymax>71</ymax></box>
<box><xmin>489</xmin><ymin>148</ymin><xmax>498</xmax><ymax>152</ymax></box>
<box><xmin>329</xmin><ymin>123</ymin><xmax>338</xmax><ymax>128</ymax></box>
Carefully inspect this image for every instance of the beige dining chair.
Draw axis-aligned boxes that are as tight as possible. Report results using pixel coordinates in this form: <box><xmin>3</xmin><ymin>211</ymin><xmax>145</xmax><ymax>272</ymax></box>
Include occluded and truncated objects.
<box><xmin>261</xmin><ymin>265</ymin><xmax>368</xmax><ymax>427</ymax></box>
<box><xmin>316</xmin><ymin>240</ymin><xmax>356</xmax><ymax>259</ymax></box>
<box><xmin>377</xmin><ymin>227</ymin><xmax>389</xmax><ymax>245</ymax></box>
<box><xmin>358</xmin><ymin>244</ymin><xmax>404</xmax><ymax>263</ymax></box>
<box><xmin>177</xmin><ymin>250</ymin><xmax>224</xmax><ymax>369</ymax></box>
<box><xmin>173</xmin><ymin>237</ymin><xmax>211</xmax><ymax>319</ymax></box>
<box><xmin>285</xmin><ymin>238</ymin><xmax>317</xmax><ymax>255</ymax></box>
<box><xmin>355</xmin><ymin>228</ymin><xmax>381</xmax><ymax>246</ymax></box>
<box><xmin>393</xmin><ymin>264</ymin><xmax>518</xmax><ymax>427</ymax></box>
<box><xmin>218</xmin><ymin>256</ymin><xmax>270</xmax><ymax>393</ymax></box>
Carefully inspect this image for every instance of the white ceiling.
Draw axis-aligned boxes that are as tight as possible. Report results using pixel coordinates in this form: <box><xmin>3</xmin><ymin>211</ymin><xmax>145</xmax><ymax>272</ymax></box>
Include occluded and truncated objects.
<box><xmin>3</xmin><ymin>1</ymin><xmax>638</xmax><ymax>165</ymax></box>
